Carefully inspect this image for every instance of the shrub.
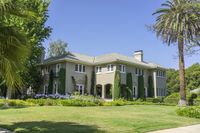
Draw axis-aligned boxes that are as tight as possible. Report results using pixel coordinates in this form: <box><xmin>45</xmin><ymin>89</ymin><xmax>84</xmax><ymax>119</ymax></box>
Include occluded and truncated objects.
<box><xmin>176</xmin><ymin>106</ymin><xmax>200</xmax><ymax>119</ymax></box>
<box><xmin>3</xmin><ymin>100</ymin><xmax>34</xmax><ymax>107</ymax></box>
<box><xmin>188</xmin><ymin>93</ymin><xmax>198</xmax><ymax>106</ymax></box>
<box><xmin>146</xmin><ymin>97</ymin><xmax>163</xmax><ymax>103</ymax></box>
<box><xmin>164</xmin><ymin>93</ymin><xmax>180</xmax><ymax>105</ymax></box>
<box><xmin>103</xmin><ymin>99</ymin><xmax>127</xmax><ymax>106</ymax></box>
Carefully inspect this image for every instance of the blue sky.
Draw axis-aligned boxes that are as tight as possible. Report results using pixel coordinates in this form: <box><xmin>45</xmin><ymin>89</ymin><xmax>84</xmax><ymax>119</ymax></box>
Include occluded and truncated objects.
<box><xmin>44</xmin><ymin>0</ymin><xmax>200</xmax><ymax>69</ymax></box>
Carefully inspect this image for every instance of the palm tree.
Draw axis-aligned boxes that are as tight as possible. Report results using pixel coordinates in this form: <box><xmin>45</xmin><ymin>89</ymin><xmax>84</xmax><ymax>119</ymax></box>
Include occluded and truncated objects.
<box><xmin>0</xmin><ymin>0</ymin><xmax>32</xmax><ymax>98</ymax></box>
<box><xmin>153</xmin><ymin>0</ymin><xmax>200</xmax><ymax>106</ymax></box>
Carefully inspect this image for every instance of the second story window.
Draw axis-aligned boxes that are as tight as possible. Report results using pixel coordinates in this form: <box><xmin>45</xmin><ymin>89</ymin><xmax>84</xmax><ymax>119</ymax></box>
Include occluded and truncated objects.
<box><xmin>107</xmin><ymin>64</ymin><xmax>114</xmax><ymax>72</ymax></box>
<box><xmin>96</xmin><ymin>66</ymin><xmax>102</xmax><ymax>73</ymax></box>
<box><xmin>56</xmin><ymin>64</ymin><xmax>60</xmax><ymax>73</ymax></box>
<box><xmin>135</xmin><ymin>68</ymin><xmax>144</xmax><ymax>76</ymax></box>
<box><xmin>157</xmin><ymin>70</ymin><xmax>166</xmax><ymax>77</ymax></box>
<box><xmin>75</xmin><ymin>64</ymin><xmax>86</xmax><ymax>73</ymax></box>
<box><xmin>119</xmin><ymin>65</ymin><xmax>126</xmax><ymax>73</ymax></box>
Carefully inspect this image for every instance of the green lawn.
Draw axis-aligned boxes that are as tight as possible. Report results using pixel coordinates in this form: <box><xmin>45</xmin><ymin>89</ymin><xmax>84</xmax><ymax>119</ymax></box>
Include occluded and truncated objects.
<box><xmin>0</xmin><ymin>105</ymin><xmax>200</xmax><ymax>133</ymax></box>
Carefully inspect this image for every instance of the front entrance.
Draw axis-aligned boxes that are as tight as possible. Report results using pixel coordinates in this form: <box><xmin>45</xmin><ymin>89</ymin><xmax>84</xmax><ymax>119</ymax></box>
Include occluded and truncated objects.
<box><xmin>96</xmin><ymin>85</ymin><xmax>102</xmax><ymax>98</ymax></box>
<box><xmin>105</xmin><ymin>84</ymin><xmax>112</xmax><ymax>99</ymax></box>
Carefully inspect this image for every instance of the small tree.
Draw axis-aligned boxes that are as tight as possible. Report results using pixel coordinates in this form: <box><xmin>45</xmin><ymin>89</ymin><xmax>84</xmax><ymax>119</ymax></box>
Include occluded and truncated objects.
<box><xmin>58</xmin><ymin>68</ymin><xmax>66</xmax><ymax>95</ymax></box>
<box><xmin>148</xmin><ymin>76</ymin><xmax>154</xmax><ymax>97</ymax></box>
<box><xmin>114</xmin><ymin>70</ymin><xmax>121</xmax><ymax>99</ymax></box>
<box><xmin>90</xmin><ymin>70</ymin><xmax>95</xmax><ymax>95</ymax></box>
<box><xmin>48</xmin><ymin>70</ymin><xmax>54</xmax><ymax>94</ymax></box>
<box><xmin>84</xmin><ymin>75</ymin><xmax>88</xmax><ymax>94</ymax></box>
<box><xmin>138</xmin><ymin>75</ymin><xmax>144</xmax><ymax>99</ymax></box>
<box><xmin>126</xmin><ymin>73</ymin><xmax>133</xmax><ymax>100</ymax></box>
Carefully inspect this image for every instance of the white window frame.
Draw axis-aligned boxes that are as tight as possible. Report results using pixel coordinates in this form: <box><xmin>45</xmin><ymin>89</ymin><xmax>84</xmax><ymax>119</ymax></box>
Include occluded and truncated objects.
<box><xmin>75</xmin><ymin>64</ymin><xmax>86</xmax><ymax>73</ymax></box>
<box><xmin>107</xmin><ymin>64</ymin><xmax>114</xmax><ymax>72</ymax></box>
<box><xmin>119</xmin><ymin>64</ymin><xmax>126</xmax><ymax>73</ymax></box>
<box><xmin>96</xmin><ymin>66</ymin><xmax>102</xmax><ymax>73</ymax></box>
<box><xmin>56</xmin><ymin>64</ymin><xmax>60</xmax><ymax>72</ymax></box>
<box><xmin>76</xmin><ymin>84</ymin><xmax>84</xmax><ymax>95</ymax></box>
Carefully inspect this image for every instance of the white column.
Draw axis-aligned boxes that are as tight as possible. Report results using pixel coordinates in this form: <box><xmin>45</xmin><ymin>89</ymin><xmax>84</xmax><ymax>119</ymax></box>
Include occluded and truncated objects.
<box><xmin>153</xmin><ymin>71</ymin><xmax>157</xmax><ymax>98</ymax></box>
<box><xmin>102</xmin><ymin>85</ymin><xmax>105</xmax><ymax>99</ymax></box>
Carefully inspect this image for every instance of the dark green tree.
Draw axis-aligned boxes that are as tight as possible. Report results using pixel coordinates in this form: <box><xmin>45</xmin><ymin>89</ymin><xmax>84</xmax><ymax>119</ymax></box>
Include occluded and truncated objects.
<box><xmin>126</xmin><ymin>73</ymin><xmax>133</xmax><ymax>100</ymax></box>
<box><xmin>138</xmin><ymin>75</ymin><xmax>144</xmax><ymax>99</ymax></box>
<box><xmin>114</xmin><ymin>70</ymin><xmax>121</xmax><ymax>99</ymax></box>
<box><xmin>58</xmin><ymin>68</ymin><xmax>66</xmax><ymax>95</ymax></box>
<box><xmin>90</xmin><ymin>70</ymin><xmax>95</xmax><ymax>95</ymax></box>
<box><xmin>148</xmin><ymin>76</ymin><xmax>154</xmax><ymax>97</ymax></box>
<box><xmin>48</xmin><ymin>70</ymin><xmax>54</xmax><ymax>94</ymax></box>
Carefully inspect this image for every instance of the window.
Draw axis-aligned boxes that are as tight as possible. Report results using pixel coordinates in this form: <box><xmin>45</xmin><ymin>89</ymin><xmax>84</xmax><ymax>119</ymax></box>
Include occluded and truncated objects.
<box><xmin>119</xmin><ymin>65</ymin><xmax>126</xmax><ymax>73</ymax></box>
<box><xmin>156</xmin><ymin>70</ymin><xmax>166</xmax><ymax>77</ymax></box>
<box><xmin>96</xmin><ymin>66</ymin><xmax>102</xmax><ymax>73</ymax></box>
<box><xmin>75</xmin><ymin>64</ymin><xmax>86</xmax><ymax>73</ymax></box>
<box><xmin>76</xmin><ymin>84</ymin><xmax>84</xmax><ymax>95</ymax></box>
<box><xmin>107</xmin><ymin>64</ymin><xmax>114</xmax><ymax>72</ymax></box>
<box><xmin>56</xmin><ymin>64</ymin><xmax>60</xmax><ymax>73</ymax></box>
<box><xmin>45</xmin><ymin>67</ymin><xmax>49</xmax><ymax>73</ymax></box>
<box><xmin>135</xmin><ymin>68</ymin><xmax>144</xmax><ymax>76</ymax></box>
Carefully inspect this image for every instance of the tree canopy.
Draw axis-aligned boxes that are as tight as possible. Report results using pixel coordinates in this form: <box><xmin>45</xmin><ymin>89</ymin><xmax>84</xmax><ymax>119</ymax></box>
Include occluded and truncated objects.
<box><xmin>167</xmin><ymin>63</ymin><xmax>200</xmax><ymax>94</ymax></box>
<box><xmin>48</xmin><ymin>40</ymin><xmax>68</xmax><ymax>57</ymax></box>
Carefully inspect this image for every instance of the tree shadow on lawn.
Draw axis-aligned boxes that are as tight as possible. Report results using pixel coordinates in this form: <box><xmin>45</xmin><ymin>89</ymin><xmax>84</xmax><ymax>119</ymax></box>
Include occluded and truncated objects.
<box><xmin>0</xmin><ymin>121</ymin><xmax>105</xmax><ymax>133</ymax></box>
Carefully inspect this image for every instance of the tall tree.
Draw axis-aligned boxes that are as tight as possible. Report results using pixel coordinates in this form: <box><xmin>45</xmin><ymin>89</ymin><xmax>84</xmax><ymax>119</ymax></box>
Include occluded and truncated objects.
<box><xmin>0</xmin><ymin>0</ymin><xmax>33</xmax><ymax>98</ymax></box>
<box><xmin>2</xmin><ymin>0</ymin><xmax>52</xmax><ymax>95</ymax></box>
<box><xmin>48</xmin><ymin>40</ymin><xmax>68</xmax><ymax>57</ymax></box>
<box><xmin>114</xmin><ymin>70</ymin><xmax>121</xmax><ymax>99</ymax></box>
<box><xmin>152</xmin><ymin>0</ymin><xmax>200</xmax><ymax>106</ymax></box>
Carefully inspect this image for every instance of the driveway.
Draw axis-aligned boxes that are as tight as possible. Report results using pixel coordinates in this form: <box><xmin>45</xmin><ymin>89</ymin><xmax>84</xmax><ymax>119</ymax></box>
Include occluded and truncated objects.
<box><xmin>148</xmin><ymin>124</ymin><xmax>200</xmax><ymax>133</ymax></box>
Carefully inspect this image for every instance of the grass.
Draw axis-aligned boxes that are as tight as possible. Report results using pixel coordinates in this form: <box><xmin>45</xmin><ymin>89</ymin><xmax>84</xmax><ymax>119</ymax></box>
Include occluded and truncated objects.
<box><xmin>0</xmin><ymin>105</ymin><xmax>200</xmax><ymax>133</ymax></box>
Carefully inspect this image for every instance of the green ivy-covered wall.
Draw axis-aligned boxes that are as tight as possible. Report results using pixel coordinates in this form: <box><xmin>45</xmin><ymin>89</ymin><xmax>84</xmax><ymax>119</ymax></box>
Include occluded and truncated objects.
<box><xmin>138</xmin><ymin>75</ymin><xmax>144</xmax><ymax>99</ymax></box>
<box><xmin>114</xmin><ymin>70</ymin><xmax>121</xmax><ymax>99</ymax></box>
<box><xmin>58</xmin><ymin>68</ymin><xmax>66</xmax><ymax>95</ymax></box>
<box><xmin>148</xmin><ymin>76</ymin><xmax>154</xmax><ymax>97</ymax></box>
<box><xmin>126</xmin><ymin>73</ymin><xmax>133</xmax><ymax>100</ymax></box>
<box><xmin>48</xmin><ymin>70</ymin><xmax>54</xmax><ymax>94</ymax></box>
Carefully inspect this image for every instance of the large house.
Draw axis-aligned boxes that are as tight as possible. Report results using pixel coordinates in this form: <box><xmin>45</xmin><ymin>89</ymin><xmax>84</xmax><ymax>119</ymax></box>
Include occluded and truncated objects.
<box><xmin>40</xmin><ymin>50</ymin><xmax>167</xmax><ymax>99</ymax></box>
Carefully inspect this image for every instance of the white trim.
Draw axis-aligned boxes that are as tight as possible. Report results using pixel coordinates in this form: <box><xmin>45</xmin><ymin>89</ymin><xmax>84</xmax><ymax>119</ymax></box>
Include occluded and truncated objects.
<box><xmin>119</xmin><ymin>64</ymin><xmax>126</xmax><ymax>73</ymax></box>
<box><xmin>75</xmin><ymin>64</ymin><xmax>86</xmax><ymax>73</ymax></box>
<box><xmin>107</xmin><ymin>64</ymin><xmax>114</xmax><ymax>72</ymax></box>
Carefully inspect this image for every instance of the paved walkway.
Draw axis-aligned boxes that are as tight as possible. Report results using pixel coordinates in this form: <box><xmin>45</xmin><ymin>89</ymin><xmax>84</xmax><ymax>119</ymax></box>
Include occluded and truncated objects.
<box><xmin>148</xmin><ymin>124</ymin><xmax>200</xmax><ymax>133</ymax></box>
<box><xmin>0</xmin><ymin>128</ymin><xmax>12</xmax><ymax>133</ymax></box>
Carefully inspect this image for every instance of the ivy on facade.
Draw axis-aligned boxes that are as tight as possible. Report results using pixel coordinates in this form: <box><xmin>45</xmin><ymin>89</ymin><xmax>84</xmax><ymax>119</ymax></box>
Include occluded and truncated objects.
<box><xmin>48</xmin><ymin>70</ymin><xmax>54</xmax><ymax>94</ymax></box>
<box><xmin>58</xmin><ymin>68</ymin><xmax>66</xmax><ymax>95</ymax></box>
<box><xmin>138</xmin><ymin>75</ymin><xmax>145</xmax><ymax>99</ymax></box>
<box><xmin>114</xmin><ymin>70</ymin><xmax>121</xmax><ymax>99</ymax></box>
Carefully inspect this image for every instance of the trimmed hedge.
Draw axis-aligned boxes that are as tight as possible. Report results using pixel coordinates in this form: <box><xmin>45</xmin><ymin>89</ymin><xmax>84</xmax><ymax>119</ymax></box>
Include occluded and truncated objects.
<box><xmin>176</xmin><ymin>106</ymin><xmax>200</xmax><ymax>119</ymax></box>
<box><xmin>0</xmin><ymin>97</ymin><xmax>176</xmax><ymax>108</ymax></box>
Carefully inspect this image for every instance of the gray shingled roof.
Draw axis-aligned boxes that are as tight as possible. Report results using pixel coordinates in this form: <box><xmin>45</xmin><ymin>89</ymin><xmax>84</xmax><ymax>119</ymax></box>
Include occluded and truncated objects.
<box><xmin>41</xmin><ymin>52</ymin><xmax>166</xmax><ymax>69</ymax></box>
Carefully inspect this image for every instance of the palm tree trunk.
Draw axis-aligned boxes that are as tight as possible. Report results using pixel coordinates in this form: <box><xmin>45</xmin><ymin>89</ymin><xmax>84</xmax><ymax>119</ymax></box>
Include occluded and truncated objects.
<box><xmin>178</xmin><ymin>37</ymin><xmax>187</xmax><ymax>106</ymax></box>
<box><xmin>6</xmin><ymin>88</ymin><xmax>12</xmax><ymax>99</ymax></box>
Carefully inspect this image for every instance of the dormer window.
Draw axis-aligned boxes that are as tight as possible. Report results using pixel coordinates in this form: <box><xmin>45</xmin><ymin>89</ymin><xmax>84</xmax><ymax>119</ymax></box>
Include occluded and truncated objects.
<box><xmin>107</xmin><ymin>64</ymin><xmax>114</xmax><ymax>72</ymax></box>
<box><xmin>119</xmin><ymin>65</ymin><xmax>126</xmax><ymax>73</ymax></box>
<box><xmin>96</xmin><ymin>66</ymin><xmax>102</xmax><ymax>73</ymax></box>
